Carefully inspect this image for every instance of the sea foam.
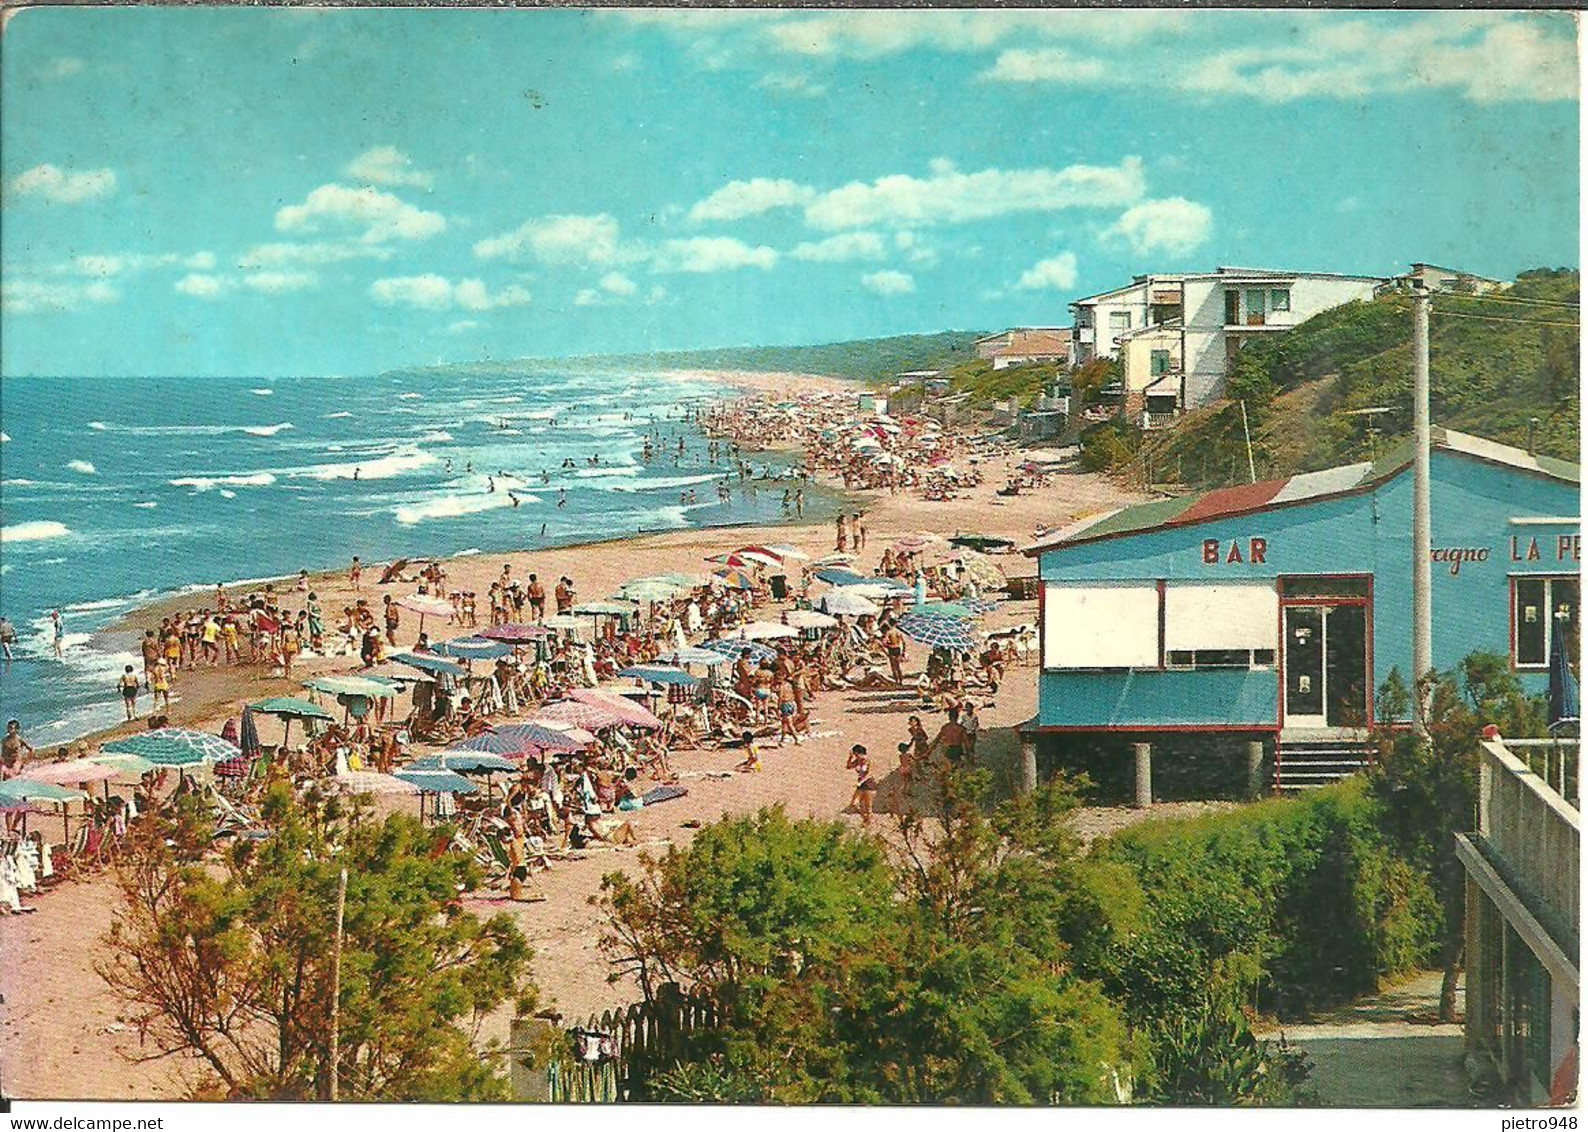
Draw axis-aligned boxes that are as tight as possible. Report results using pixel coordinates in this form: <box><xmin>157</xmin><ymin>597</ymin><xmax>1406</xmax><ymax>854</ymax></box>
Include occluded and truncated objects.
<box><xmin>394</xmin><ymin>491</ymin><xmax>534</xmax><ymax>525</ymax></box>
<box><xmin>1</xmin><ymin>520</ymin><xmax>72</xmax><ymax>543</ymax></box>
<box><xmin>169</xmin><ymin>472</ymin><xmax>278</xmax><ymax>491</ymax></box>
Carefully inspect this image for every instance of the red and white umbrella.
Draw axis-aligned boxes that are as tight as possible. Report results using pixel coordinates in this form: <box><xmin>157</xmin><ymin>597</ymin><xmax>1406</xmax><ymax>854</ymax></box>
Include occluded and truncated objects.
<box><xmin>395</xmin><ymin>593</ymin><xmax>453</xmax><ymax>634</ymax></box>
<box><xmin>570</xmin><ymin>687</ymin><xmax>663</xmax><ymax>730</ymax></box>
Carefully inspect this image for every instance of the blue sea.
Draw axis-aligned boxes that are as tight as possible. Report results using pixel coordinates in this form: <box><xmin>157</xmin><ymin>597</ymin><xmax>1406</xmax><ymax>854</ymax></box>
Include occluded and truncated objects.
<box><xmin>0</xmin><ymin>367</ymin><xmax>825</xmax><ymax>746</ymax></box>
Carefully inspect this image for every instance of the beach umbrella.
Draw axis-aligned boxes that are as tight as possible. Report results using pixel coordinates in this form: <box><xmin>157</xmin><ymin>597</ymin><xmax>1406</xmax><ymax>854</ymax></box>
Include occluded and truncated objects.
<box><xmin>955</xmin><ymin>550</ymin><xmax>1009</xmax><ymax>590</ymax></box>
<box><xmin>454</xmin><ymin>723</ymin><xmax>584</xmax><ymax>756</ymax></box>
<box><xmin>22</xmin><ymin>759</ymin><xmax>118</xmax><ymax>787</ymax></box>
<box><xmin>815</xmin><ymin>567</ymin><xmax>869</xmax><ymax>587</ymax></box>
<box><xmin>914</xmin><ymin>601</ymin><xmax>977</xmax><ymax>620</ymax></box>
<box><xmin>418</xmin><ymin>751</ymin><xmax>518</xmax><ymax>774</ymax></box>
<box><xmin>334</xmin><ymin>771</ymin><xmax>420</xmax><ymax>797</ymax></box>
<box><xmin>704</xmin><ymin>552</ymin><xmax>752</xmax><ymax>567</ymax></box>
<box><xmin>395</xmin><ymin>593</ymin><xmax>454</xmax><ymax>634</ymax></box>
<box><xmin>387</xmin><ymin>651</ymin><xmax>469</xmax><ymax>678</ymax></box>
<box><xmin>784</xmin><ymin>609</ymin><xmax>838</xmax><ymax>630</ymax></box>
<box><xmin>542</xmin><ymin>614</ymin><xmax>584</xmax><ymax>632</ymax></box>
<box><xmin>431</xmin><ymin>636</ymin><xmax>515</xmax><ymax>660</ymax></box>
<box><xmin>239</xmin><ymin>704</ymin><xmax>261</xmax><ymax>762</ymax></box>
<box><xmin>962</xmin><ymin>597</ymin><xmax>1004</xmax><ymax>615</ymax></box>
<box><xmin>949</xmin><ymin>533</ymin><xmax>1014</xmax><ymax>551</ymax></box>
<box><xmin>654</xmin><ymin>571</ymin><xmax>711</xmax><ymax>588</ymax></box>
<box><xmin>842</xmin><ymin>581</ymin><xmax>914</xmax><ymax>602</ymax></box>
<box><xmin>250</xmin><ymin>696</ymin><xmax>335</xmax><ymax>721</ymax></box>
<box><xmin>393</xmin><ymin>768</ymin><xmax>478</xmax><ymax>795</ymax></box>
<box><xmin>893</xmin><ymin>533</ymin><xmax>946</xmax><ymax>553</ymax></box>
<box><xmin>1549</xmin><ymin>614</ymin><xmax>1579</xmax><ymax>731</ymax></box>
<box><xmin>616</xmin><ymin>578</ymin><xmax>688</xmax><ymax>603</ymax></box>
<box><xmin>477</xmin><ymin>623</ymin><xmax>554</xmax><ymax>643</ymax></box>
<box><xmin>103</xmin><ymin>728</ymin><xmax>240</xmax><ymax>768</ymax></box>
<box><xmin>534</xmin><ymin>699</ymin><xmax>627</xmax><ymax>731</ymax></box>
<box><xmin>766</xmin><ymin>544</ymin><xmax>810</xmax><ymax>561</ymax></box>
<box><xmin>572</xmin><ymin>600</ymin><xmax>639</xmax><ymax>617</ymax></box>
<box><xmin>811</xmin><ymin>553</ymin><xmax>857</xmax><ymax>568</ymax></box>
<box><xmin>738</xmin><ymin>620</ymin><xmax>799</xmax><ymax>641</ymax></box>
<box><xmin>657</xmin><ymin>646</ymin><xmax>731</xmax><ymax>667</ymax></box>
<box><xmin>713</xmin><ymin>569</ymin><xmax>756</xmax><ymax>591</ymax></box>
<box><xmin>89</xmin><ymin>752</ymin><xmax>158</xmax><ymax>779</ymax></box>
<box><xmin>303</xmin><ymin>675</ymin><xmax>399</xmax><ymax>699</ymax></box>
<box><xmin>734</xmin><ymin>548</ymin><xmax>783</xmax><ymax>569</ymax></box>
<box><xmin>0</xmin><ymin>779</ymin><xmax>89</xmax><ymax>803</ymax></box>
<box><xmin>818</xmin><ymin>589</ymin><xmax>880</xmax><ymax>617</ymax></box>
<box><xmin>535</xmin><ymin>720</ymin><xmax>598</xmax><ymax>747</ymax></box>
<box><xmin>617</xmin><ymin>664</ymin><xmax>700</xmax><ymax>687</ymax></box>
<box><xmin>570</xmin><ymin>687</ymin><xmax>665</xmax><ymax>729</ymax></box>
<box><xmin>896</xmin><ymin>612</ymin><xmax>979</xmax><ymax>653</ymax></box>
<box><xmin>698</xmin><ymin>637</ymin><xmax>779</xmax><ymax>664</ymax></box>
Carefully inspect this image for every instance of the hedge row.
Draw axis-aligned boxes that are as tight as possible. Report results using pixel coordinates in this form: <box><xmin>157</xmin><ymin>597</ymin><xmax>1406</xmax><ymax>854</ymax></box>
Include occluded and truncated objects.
<box><xmin>1078</xmin><ymin>779</ymin><xmax>1442</xmax><ymax>1021</ymax></box>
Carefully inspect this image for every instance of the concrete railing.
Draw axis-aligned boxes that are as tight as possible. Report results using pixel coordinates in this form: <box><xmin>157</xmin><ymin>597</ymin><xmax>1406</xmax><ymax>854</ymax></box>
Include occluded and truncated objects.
<box><xmin>1478</xmin><ymin>736</ymin><xmax>1580</xmax><ymax>945</ymax></box>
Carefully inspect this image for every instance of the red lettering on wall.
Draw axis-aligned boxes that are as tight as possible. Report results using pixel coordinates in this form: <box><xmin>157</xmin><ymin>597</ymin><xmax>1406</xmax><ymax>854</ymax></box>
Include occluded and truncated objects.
<box><xmin>1560</xmin><ymin>535</ymin><xmax>1576</xmax><ymax>561</ymax></box>
<box><xmin>1226</xmin><ymin>541</ymin><xmax>1243</xmax><ymax>564</ymax></box>
<box><xmin>1249</xmin><ymin>538</ymin><xmax>1267</xmax><ymax>565</ymax></box>
<box><xmin>1203</xmin><ymin>539</ymin><xmax>1219</xmax><ymax>564</ymax></box>
<box><xmin>1512</xmin><ymin>536</ymin><xmax>1523</xmax><ymax>562</ymax></box>
<box><xmin>1528</xmin><ymin>537</ymin><xmax>1541</xmax><ymax>562</ymax></box>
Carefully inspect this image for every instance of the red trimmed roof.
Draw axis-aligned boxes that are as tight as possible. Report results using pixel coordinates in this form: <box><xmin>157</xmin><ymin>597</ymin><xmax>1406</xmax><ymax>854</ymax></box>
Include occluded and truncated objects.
<box><xmin>1172</xmin><ymin>478</ymin><xmax>1288</xmax><ymax>524</ymax></box>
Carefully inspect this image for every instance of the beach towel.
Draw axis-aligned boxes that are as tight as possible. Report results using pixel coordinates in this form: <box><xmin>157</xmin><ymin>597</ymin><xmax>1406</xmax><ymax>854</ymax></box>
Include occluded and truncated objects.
<box><xmin>641</xmin><ymin>785</ymin><xmax>689</xmax><ymax>806</ymax></box>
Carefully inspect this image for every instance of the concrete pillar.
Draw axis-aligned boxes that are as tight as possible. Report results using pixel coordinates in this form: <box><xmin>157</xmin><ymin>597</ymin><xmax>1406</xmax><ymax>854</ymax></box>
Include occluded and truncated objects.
<box><xmin>1019</xmin><ymin>736</ymin><xmax>1038</xmax><ymax>795</ymax></box>
<box><xmin>1246</xmin><ymin>740</ymin><xmax>1267</xmax><ymax>800</ymax></box>
<box><xmin>1133</xmin><ymin>742</ymin><xmax>1152</xmax><ymax>808</ymax></box>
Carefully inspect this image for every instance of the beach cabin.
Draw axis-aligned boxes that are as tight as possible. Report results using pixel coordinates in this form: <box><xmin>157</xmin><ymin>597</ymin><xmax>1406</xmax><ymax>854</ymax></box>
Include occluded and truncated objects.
<box><xmin>1022</xmin><ymin>429</ymin><xmax>1580</xmax><ymax>797</ymax></box>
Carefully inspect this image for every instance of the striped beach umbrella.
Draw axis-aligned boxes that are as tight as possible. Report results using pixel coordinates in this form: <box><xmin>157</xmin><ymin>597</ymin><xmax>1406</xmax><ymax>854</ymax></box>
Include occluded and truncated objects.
<box><xmin>452</xmin><ymin>723</ymin><xmax>585</xmax><ymax>757</ymax></box>
<box><xmin>103</xmin><ymin>728</ymin><xmax>241</xmax><ymax>768</ymax></box>
<box><xmin>698</xmin><ymin>637</ymin><xmax>778</xmax><ymax>664</ymax></box>
<box><xmin>913</xmin><ymin>601</ymin><xmax>977</xmax><ymax>620</ymax></box>
<box><xmin>712</xmin><ymin>569</ymin><xmax>756</xmax><ymax>591</ymax></box>
<box><xmin>896</xmin><ymin>613</ymin><xmax>979</xmax><ymax>653</ymax></box>
<box><xmin>477</xmin><ymin>623</ymin><xmax>555</xmax><ymax>643</ymax></box>
<box><xmin>431</xmin><ymin>636</ymin><xmax>515</xmax><ymax>660</ymax></box>
<box><xmin>570</xmin><ymin>687</ymin><xmax>665</xmax><ymax>730</ymax></box>
<box><xmin>618</xmin><ymin>664</ymin><xmax>700</xmax><ymax>687</ymax></box>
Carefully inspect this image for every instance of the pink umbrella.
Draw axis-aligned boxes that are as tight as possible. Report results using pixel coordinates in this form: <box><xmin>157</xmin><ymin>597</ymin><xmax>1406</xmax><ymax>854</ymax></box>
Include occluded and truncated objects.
<box><xmin>24</xmin><ymin>759</ymin><xmax>118</xmax><ymax>786</ymax></box>
<box><xmin>395</xmin><ymin>593</ymin><xmax>454</xmax><ymax>635</ymax></box>
<box><xmin>570</xmin><ymin>687</ymin><xmax>663</xmax><ymax>730</ymax></box>
<box><xmin>534</xmin><ymin>699</ymin><xmax>626</xmax><ymax>731</ymax></box>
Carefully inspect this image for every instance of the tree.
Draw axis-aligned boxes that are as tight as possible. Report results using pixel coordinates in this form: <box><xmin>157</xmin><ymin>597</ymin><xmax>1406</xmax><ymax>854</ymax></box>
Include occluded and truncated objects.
<box><xmin>601</xmin><ymin>776</ymin><xmax>1141</xmax><ymax>1104</ymax></box>
<box><xmin>99</xmin><ymin>784</ymin><xmax>535</xmax><ymax>1100</ymax></box>
<box><xmin>1369</xmin><ymin>655</ymin><xmax>1546</xmax><ymax>1021</ymax></box>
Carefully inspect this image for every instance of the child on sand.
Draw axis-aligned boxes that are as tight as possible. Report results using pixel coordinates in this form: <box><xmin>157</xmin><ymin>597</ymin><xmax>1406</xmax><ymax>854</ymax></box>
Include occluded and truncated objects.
<box><xmin>847</xmin><ymin>744</ymin><xmax>877</xmax><ymax>825</ymax></box>
<box><xmin>736</xmin><ymin>730</ymin><xmax>761</xmax><ymax>773</ymax></box>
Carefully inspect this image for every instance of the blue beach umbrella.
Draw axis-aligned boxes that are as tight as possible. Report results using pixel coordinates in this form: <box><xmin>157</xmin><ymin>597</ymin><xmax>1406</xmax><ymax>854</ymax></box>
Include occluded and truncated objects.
<box><xmin>453</xmin><ymin>723</ymin><xmax>585</xmax><ymax>756</ymax></box>
<box><xmin>0</xmin><ymin>779</ymin><xmax>86</xmax><ymax>804</ymax></box>
<box><xmin>1549</xmin><ymin>614</ymin><xmax>1579</xmax><ymax>731</ymax></box>
<box><xmin>431</xmin><ymin>636</ymin><xmax>515</xmax><ymax>661</ymax></box>
<box><xmin>387</xmin><ymin>651</ymin><xmax>469</xmax><ymax>678</ymax></box>
<box><xmin>618</xmin><ymin>664</ymin><xmax>700</xmax><ymax>686</ymax></box>
<box><xmin>416</xmin><ymin>751</ymin><xmax>517</xmax><ymax>774</ymax></box>
<box><xmin>103</xmin><ymin>728</ymin><xmax>241</xmax><ymax>768</ymax></box>
<box><xmin>815</xmin><ymin>568</ymin><xmax>869</xmax><ymax>587</ymax></box>
<box><xmin>698</xmin><ymin>638</ymin><xmax>779</xmax><ymax>664</ymax></box>
<box><xmin>895</xmin><ymin>612</ymin><xmax>979</xmax><ymax>654</ymax></box>
<box><xmin>394</xmin><ymin>767</ymin><xmax>478</xmax><ymax>795</ymax></box>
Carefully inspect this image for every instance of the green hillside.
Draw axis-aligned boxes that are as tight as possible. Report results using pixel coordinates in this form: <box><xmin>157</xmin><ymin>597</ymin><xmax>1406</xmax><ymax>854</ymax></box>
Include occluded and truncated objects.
<box><xmin>574</xmin><ymin>331</ymin><xmax>984</xmax><ymax>383</ymax></box>
<box><xmin>1095</xmin><ymin>269</ymin><xmax>1580</xmax><ymax>488</ymax></box>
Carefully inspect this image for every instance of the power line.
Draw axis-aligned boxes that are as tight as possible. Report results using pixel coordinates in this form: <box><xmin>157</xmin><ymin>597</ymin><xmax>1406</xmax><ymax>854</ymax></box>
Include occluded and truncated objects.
<box><xmin>1431</xmin><ymin>310</ymin><xmax>1581</xmax><ymax>330</ymax></box>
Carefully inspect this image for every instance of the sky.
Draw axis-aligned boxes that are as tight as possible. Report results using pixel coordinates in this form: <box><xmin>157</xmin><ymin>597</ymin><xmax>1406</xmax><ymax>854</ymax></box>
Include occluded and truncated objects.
<box><xmin>0</xmin><ymin>7</ymin><xmax>1580</xmax><ymax>378</ymax></box>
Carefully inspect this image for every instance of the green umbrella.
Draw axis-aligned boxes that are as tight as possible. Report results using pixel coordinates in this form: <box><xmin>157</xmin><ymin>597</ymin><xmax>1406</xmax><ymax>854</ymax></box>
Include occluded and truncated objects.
<box><xmin>913</xmin><ymin>601</ymin><xmax>977</xmax><ymax>620</ymax></box>
<box><xmin>249</xmin><ymin>696</ymin><xmax>335</xmax><ymax>721</ymax></box>
<box><xmin>303</xmin><ymin>675</ymin><xmax>399</xmax><ymax>699</ymax></box>
<box><xmin>89</xmin><ymin>752</ymin><xmax>158</xmax><ymax>778</ymax></box>
<box><xmin>0</xmin><ymin>779</ymin><xmax>87</xmax><ymax>803</ymax></box>
<box><xmin>102</xmin><ymin>728</ymin><xmax>241</xmax><ymax>768</ymax></box>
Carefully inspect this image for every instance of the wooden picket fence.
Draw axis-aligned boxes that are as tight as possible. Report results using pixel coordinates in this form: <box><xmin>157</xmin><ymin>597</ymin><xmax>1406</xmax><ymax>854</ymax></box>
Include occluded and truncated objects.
<box><xmin>546</xmin><ymin>983</ymin><xmax>720</xmax><ymax>1103</ymax></box>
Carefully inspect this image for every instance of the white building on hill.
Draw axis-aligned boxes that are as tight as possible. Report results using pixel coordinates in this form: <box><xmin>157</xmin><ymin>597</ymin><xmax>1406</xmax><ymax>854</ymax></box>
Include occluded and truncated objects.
<box><xmin>1070</xmin><ymin>267</ymin><xmax>1385</xmax><ymax>412</ymax></box>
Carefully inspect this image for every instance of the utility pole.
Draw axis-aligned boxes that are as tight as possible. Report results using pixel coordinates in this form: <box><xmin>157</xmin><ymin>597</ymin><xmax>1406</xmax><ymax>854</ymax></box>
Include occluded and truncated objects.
<box><xmin>1238</xmin><ymin>399</ymin><xmax>1257</xmax><ymax>484</ymax></box>
<box><xmin>1411</xmin><ymin>284</ymin><xmax>1434</xmax><ymax>736</ymax></box>
<box><xmin>329</xmin><ymin>866</ymin><xmax>348</xmax><ymax>1102</ymax></box>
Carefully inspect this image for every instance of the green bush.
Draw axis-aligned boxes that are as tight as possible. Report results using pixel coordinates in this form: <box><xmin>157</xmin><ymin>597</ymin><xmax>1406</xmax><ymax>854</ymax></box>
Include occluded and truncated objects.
<box><xmin>1086</xmin><ymin>780</ymin><xmax>1441</xmax><ymax>1021</ymax></box>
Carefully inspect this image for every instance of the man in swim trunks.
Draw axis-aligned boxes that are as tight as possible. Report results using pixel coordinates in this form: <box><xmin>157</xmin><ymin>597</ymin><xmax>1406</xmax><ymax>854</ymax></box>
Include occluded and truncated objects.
<box><xmin>527</xmin><ymin>574</ymin><xmax>546</xmax><ymax>622</ymax></box>
<box><xmin>141</xmin><ymin>629</ymin><xmax>161</xmax><ymax>685</ymax></box>
<box><xmin>119</xmin><ymin>665</ymin><xmax>142</xmax><ymax>720</ymax></box>
<box><xmin>2</xmin><ymin>720</ymin><xmax>34</xmax><ymax>778</ymax></box>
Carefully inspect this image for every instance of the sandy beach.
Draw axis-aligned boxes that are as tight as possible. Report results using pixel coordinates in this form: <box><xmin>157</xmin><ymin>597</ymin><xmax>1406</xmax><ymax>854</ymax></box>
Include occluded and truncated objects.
<box><xmin>0</xmin><ymin>371</ymin><xmax>1163</xmax><ymax>1100</ymax></box>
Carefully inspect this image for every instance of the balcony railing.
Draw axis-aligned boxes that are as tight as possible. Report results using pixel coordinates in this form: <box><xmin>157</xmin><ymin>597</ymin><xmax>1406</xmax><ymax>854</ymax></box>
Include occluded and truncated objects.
<box><xmin>1474</xmin><ymin>735</ymin><xmax>1580</xmax><ymax>945</ymax></box>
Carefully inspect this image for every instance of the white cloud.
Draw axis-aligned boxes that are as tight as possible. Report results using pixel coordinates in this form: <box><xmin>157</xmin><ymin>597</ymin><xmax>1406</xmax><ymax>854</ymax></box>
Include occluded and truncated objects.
<box><xmin>982</xmin><ymin>47</ymin><xmax>1114</xmax><ymax>85</ymax></box>
<box><xmin>174</xmin><ymin>274</ymin><xmax>229</xmax><ymax>299</ymax></box>
<box><xmin>371</xmin><ymin>275</ymin><xmax>530</xmax><ymax>311</ymax></box>
<box><xmin>689</xmin><ymin>178</ymin><xmax>816</xmax><ymax>223</ymax></box>
<box><xmin>860</xmin><ymin>270</ymin><xmax>915</xmax><ymax>296</ymax></box>
<box><xmin>473</xmin><ymin>213</ymin><xmax>632</xmax><ymax>265</ymax></box>
<box><xmin>790</xmin><ymin>232</ymin><xmax>888</xmax><ymax>263</ymax></box>
<box><xmin>757</xmin><ymin>73</ymin><xmax>829</xmax><ymax>97</ymax></box>
<box><xmin>599</xmin><ymin>271</ymin><xmax>638</xmax><ymax>296</ymax></box>
<box><xmin>1016</xmin><ymin>252</ymin><xmax>1079</xmax><ymax>291</ymax></box>
<box><xmin>759</xmin><ymin>10</ymin><xmax>1184</xmax><ymax>59</ymax></box>
<box><xmin>2</xmin><ymin>278</ymin><xmax>119</xmax><ymax>313</ymax></box>
<box><xmin>242</xmin><ymin>271</ymin><xmax>319</xmax><ymax>294</ymax></box>
<box><xmin>238</xmin><ymin>240</ymin><xmax>394</xmax><ymax>269</ymax></box>
<box><xmin>1104</xmin><ymin>197</ymin><xmax>1213</xmax><ymax>257</ymax></box>
<box><xmin>653</xmin><ymin>237</ymin><xmax>778</xmax><ymax>273</ymax></box>
<box><xmin>185</xmin><ymin>251</ymin><xmax>217</xmax><ymax>270</ymax></box>
<box><xmin>345</xmin><ymin>146</ymin><xmax>434</xmax><ymax>189</ymax></box>
<box><xmin>573</xmin><ymin>289</ymin><xmax>601</xmax><ymax>307</ymax></box>
<box><xmin>9</xmin><ymin>163</ymin><xmax>117</xmax><ymax>204</ymax></box>
<box><xmin>804</xmin><ymin>157</ymin><xmax>1145</xmax><ymax>230</ymax></box>
<box><xmin>275</xmin><ymin>183</ymin><xmax>445</xmax><ymax>244</ymax></box>
<box><xmin>445</xmin><ymin>319</ymin><xmax>481</xmax><ymax>334</ymax></box>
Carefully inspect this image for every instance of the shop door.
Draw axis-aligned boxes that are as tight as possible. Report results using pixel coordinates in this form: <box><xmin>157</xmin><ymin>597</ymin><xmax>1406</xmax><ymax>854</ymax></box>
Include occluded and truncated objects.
<box><xmin>1284</xmin><ymin>604</ymin><xmax>1369</xmax><ymax>728</ymax></box>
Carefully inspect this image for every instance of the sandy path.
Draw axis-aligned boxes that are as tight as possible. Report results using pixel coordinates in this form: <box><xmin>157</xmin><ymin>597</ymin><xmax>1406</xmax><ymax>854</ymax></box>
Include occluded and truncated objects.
<box><xmin>0</xmin><ymin>397</ymin><xmax>1148</xmax><ymax>1100</ymax></box>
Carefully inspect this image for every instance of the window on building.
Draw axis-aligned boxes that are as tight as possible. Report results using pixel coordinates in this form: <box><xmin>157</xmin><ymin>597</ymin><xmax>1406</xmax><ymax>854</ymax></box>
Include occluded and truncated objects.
<box><xmin>1271</xmin><ymin>288</ymin><xmax>1292</xmax><ymax>312</ymax></box>
<box><xmin>1163</xmin><ymin>583</ymin><xmax>1278</xmax><ymax>671</ymax></box>
<box><xmin>1150</xmin><ymin>349</ymin><xmax>1171</xmax><ymax>375</ymax></box>
<box><xmin>1224</xmin><ymin>290</ymin><xmax>1240</xmax><ymax>325</ymax></box>
<box><xmin>1043</xmin><ymin>583</ymin><xmax>1160</xmax><ymax>669</ymax></box>
<box><xmin>1108</xmin><ymin>311</ymin><xmax>1132</xmax><ymax>331</ymax></box>
<box><xmin>1513</xmin><ymin>576</ymin><xmax>1579</xmax><ymax>668</ymax></box>
<box><xmin>1167</xmin><ymin>648</ymin><xmax>1276</xmax><ymax>670</ymax></box>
